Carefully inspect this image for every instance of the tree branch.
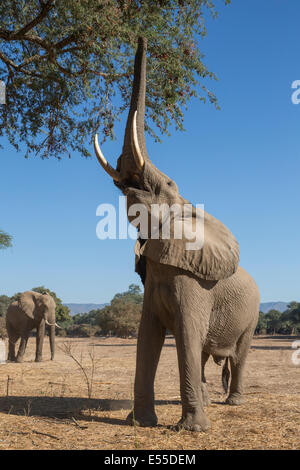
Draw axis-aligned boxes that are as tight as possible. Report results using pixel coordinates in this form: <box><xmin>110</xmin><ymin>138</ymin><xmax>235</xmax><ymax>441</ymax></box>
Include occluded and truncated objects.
<box><xmin>4</xmin><ymin>0</ymin><xmax>55</xmax><ymax>39</ymax></box>
<box><xmin>0</xmin><ymin>50</ymin><xmax>45</xmax><ymax>79</ymax></box>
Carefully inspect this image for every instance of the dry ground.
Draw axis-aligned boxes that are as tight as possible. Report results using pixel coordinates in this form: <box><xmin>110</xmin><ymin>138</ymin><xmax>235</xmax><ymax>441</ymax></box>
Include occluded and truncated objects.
<box><xmin>0</xmin><ymin>335</ymin><xmax>299</xmax><ymax>450</ymax></box>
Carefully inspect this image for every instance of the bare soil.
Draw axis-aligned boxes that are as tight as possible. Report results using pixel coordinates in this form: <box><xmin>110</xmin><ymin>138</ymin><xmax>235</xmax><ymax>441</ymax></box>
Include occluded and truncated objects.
<box><xmin>0</xmin><ymin>335</ymin><xmax>299</xmax><ymax>450</ymax></box>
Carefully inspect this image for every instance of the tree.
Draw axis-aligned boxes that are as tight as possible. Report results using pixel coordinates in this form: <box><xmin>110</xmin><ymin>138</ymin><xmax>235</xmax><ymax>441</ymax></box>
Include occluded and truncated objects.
<box><xmin>98</xmin><ymin>302</ymin><xmax>141</xmax><ymax>337</ymax></box>
<box><xmin>265</xmin><ymin>309</ymin><xmax>282</xmax><ymax>335</ymax></box>
<box><xmin>111</xmin><ymin>283</ymin><xmax>143</xmax><ymax>305</ymax></box>
<box><xmin>0</xmin><ymin>230</ymin><xmax>12</xmax><ymax>249</ymax></box>
<box><xmin>95</xmin><ymin>284</ymin><xmax>143</xmax><ymax>337</ymax></box>
<box><xmin>0</xmin><ymin>295</ymin><xmax>11</xmax><ymax>317</ymax></box>
<box><xmin>283</xmin><ymin>302</ymin><xmax>300</xmax><ymax>334</ymax></box>
<box><xmin>255</xmin><ymin>311</ymin><xmax>267</xmax><ymax>335</ymax></box>
<box><xmin>0</xmin><ymin>0</ymin><xmax>230</xmax><ymax>159</ymax></box>
<box><xmin>73</xmin><ymin>310</ymin><xmax>99</xmax><ymax>326</ymax></box>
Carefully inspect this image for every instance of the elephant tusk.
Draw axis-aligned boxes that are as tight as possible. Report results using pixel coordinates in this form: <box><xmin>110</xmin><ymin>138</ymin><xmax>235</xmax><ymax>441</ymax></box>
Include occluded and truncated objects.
<box><xmin>94</xmin><ymin>134</ymin><xmax>121</xmax><ymax>181</ymax></box>
<box><xmin>45</xmin><ymin>320</ymin><xmax>62</xmax><ymax>329</ymax></box>
<box><xmin>131</xmin><ymin>111</ymin><xmax>145</xmax><ymax>171</ymax></box>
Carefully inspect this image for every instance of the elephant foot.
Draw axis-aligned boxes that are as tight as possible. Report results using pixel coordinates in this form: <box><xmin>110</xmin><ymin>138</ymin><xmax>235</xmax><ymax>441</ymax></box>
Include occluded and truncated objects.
<box><xmin>16</xmin><ymin>357</ymin><xmax>24</xmax><ymax>363</ymax></box>
<box><xmin>7</xmin><ymin>355</ymin><xmax>16</xmax><ymax>362</ymax></box>
<box><xmin>126</xmin><ymin>410</ymin><xmax>158</xmax><ymax>428</ymax></box>
<box><xmin>174</xmin><ymin>411</ymin><xmax>210</xmax><ymax>432</ymax></box>
<box><xmin>201</xmin><ymin>383</ymin><xmax>211</xmax><ymax>407</ymax></box>
<box><xmin>225</xmin><ymin>393</ymin><xmax>245</xmax><ymax>406</ymax></box>
<box><xmin>35</xmin><ymin>357</ymin><xmax>43</xmax><ymax>362</ymax></box>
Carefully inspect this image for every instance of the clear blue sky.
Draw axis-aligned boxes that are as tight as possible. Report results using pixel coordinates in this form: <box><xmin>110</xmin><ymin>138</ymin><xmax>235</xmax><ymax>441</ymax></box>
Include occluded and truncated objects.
<box><xmin>1</xmin><ymin>0</ymin><xmax>300</xmax><ymax>304</ymax></box>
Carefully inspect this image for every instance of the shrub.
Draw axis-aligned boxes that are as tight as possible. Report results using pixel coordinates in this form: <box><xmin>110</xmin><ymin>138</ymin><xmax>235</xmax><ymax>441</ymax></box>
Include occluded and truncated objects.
<box><xmin>65</xmin><ymin>324</ymin><xmax>101</xmax><ymax>338</ymax></box>
<box><xmin>0</xmin><ymin>317</ymin><xmax>7</xmax><ymax>339</ymax></box>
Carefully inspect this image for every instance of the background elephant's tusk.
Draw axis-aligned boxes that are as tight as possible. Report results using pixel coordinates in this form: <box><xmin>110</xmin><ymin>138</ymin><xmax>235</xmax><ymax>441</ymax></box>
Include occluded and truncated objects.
<box><xmin>94</xmin><ymin>134</ymin><xmax>121</xmax><ymax>181</ymax></box>
<box><xmin>45</xmin><ymin>320</ymin><xmax>62</xmax><ymax>329</ymax></box>
<box><xmin>131</xmin><ymin>111</ymin><xmax>145</xmax><ymax>171</ymax></box>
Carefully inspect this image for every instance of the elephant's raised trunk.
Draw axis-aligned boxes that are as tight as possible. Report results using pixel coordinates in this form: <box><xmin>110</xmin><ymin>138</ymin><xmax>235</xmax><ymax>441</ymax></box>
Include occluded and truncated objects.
<box><xmin>94</xmin><ymin>37</ymin><xmax>149</xmax><ymax>180</ymax></box>
<box><xmin>120</xmin><ymin>36</ymin><xmax>149</xmax><ymax>175</ymax></box>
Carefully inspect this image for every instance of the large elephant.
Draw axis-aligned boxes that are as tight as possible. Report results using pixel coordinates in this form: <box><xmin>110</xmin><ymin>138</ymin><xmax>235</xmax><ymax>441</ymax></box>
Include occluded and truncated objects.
<box><xmin>6</xmin><ymin>291</ymin><xmax>59</xmax><ymax>363</ymax></box>
<box><xmin>94</xmin><ymin>38</ymin><xmax>260</xmax><ymax>431</ymax></box>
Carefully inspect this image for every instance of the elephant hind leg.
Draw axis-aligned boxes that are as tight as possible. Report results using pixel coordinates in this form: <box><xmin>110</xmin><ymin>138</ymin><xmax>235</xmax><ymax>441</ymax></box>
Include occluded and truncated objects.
<box><xmin>7</xmin><ymin>328</ymin><xmax>20</xmax><ymax>362</ymax></box>
<box><xmin>225</xmin><ymin>328</ymin><xmax>254</xmax><ymax>406</ymax></box>
<box><xmin>16</xmin><ymin>333</ymin><xmax>29</xmax><ymax>363</ymax></box>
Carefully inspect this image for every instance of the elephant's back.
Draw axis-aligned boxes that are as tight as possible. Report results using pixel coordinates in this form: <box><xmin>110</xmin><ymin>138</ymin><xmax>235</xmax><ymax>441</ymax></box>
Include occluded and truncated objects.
<box><xmin>6</xmin><ymin>302</ymin><xmax>22</xmax><ymax>321</ymax></box>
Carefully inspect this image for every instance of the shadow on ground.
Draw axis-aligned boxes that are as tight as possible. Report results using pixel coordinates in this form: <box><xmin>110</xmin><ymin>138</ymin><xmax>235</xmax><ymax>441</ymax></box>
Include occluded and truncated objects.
<box><xmin>0</xmin><ymin>396</ymin><xmax>181</xmax><ymax>423</ymax></box>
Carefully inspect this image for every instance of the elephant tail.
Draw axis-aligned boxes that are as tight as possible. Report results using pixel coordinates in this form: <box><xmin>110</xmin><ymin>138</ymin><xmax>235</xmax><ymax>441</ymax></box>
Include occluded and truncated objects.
<box><xmin>222</xmin><ymin>357</ymin><xmax>230</xmax><ymax>393</ymax></box>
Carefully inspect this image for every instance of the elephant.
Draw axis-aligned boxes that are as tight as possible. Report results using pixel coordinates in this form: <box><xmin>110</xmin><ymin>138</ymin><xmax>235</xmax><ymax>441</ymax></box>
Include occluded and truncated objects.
<box><xmin>93</xmin><ymin>37</ymin><xmax>260</xmax><ymax>431</ymax></box>
<box><xmin>6</xmin><ymin>291</ymin><xmax>59</xmax><ymax>363</ymax></box>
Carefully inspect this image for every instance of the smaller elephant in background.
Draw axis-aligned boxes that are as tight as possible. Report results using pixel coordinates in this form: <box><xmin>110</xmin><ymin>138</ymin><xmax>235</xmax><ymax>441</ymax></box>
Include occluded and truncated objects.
<box><xmin>6</xmin><ymin>291</ymin><xmax>59</xmax><ymax>363</ymax></box>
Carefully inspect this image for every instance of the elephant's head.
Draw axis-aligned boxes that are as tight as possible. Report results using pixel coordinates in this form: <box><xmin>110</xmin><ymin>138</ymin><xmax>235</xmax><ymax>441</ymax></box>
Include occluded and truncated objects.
<box><xmin>94</xmin><ymin>37</ymin><xmax>239</xmax><ymax>282</ymax></box>
<box><xmin>17</xmin><ymin>291</ymin><xmax>57</xmax><ymax>326</ymax></box>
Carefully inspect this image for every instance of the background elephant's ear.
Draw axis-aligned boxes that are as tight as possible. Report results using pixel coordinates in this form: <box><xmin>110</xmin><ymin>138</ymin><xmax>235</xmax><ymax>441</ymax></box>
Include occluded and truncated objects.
<box><xmin>17</xmin><ymin>291</ymin><xmax>36</xmax><ymax>320</ymax></box>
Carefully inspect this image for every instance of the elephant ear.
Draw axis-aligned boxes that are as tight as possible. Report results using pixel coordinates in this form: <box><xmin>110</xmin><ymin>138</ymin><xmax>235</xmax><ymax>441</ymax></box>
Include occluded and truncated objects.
<box><xmin>134</xmin><ymin>206</ymin><xmax>239</xmax><ymax>282</ymax></box>
<box><xmin>17</xmin><ymin>291</ymin><xmax>37</xmax><ymax>320</ymax></box>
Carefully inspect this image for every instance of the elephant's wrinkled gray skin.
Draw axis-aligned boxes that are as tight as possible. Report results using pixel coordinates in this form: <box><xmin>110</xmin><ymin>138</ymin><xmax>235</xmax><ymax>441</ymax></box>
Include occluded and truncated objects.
<box><xmin>6</xmin><ymin>291</ymin><xmax>58</xmax><ymax>363</ymax></box>
<box><xmin>94</xmin><ymin>37</ymin><xmax>260</xmax><ymax>431</ymax></box>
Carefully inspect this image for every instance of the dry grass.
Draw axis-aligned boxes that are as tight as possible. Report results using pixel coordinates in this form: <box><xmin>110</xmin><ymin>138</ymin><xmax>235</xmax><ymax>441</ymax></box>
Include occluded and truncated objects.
<box><xmin>0</xmin><ymin>335</ymin><xmax>299</xmax><ymax>450</ymax></box>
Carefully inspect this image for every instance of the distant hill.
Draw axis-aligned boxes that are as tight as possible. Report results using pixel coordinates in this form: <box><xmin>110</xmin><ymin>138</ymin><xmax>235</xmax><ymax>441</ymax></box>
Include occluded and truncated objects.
<box><xmin>259</xmin><ymin>302</ymin><xmax>289</xmax><ymax>313</ymax></box>
<box><xmin>64</xmin><ymin>303</ymin><xmax>107</xmax><ymax>316</ymax></box>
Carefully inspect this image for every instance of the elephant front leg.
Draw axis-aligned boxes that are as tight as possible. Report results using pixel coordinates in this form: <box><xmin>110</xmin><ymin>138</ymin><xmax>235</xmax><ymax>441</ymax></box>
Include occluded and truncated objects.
<box><xmin>174</xmin><ymin>318</ymin><xmax>210</xmax><ymax>432</ymax></box>
<box><xmin>126</xmin><ymin>308</ymin><xmax>166</xmax><ymax>428</ymax></box>
<box><xmin>8</xmin><ymin>339</ymin><xmax>18</xmax><ymax>362</ymax></box>
<box><xmin>35</xmin><ymin>321</ymin><xmax>45</xmax><ymax>362</ymax></box>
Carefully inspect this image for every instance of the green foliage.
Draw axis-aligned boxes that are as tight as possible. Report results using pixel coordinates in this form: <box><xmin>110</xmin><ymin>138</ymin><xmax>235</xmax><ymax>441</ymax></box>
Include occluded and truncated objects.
<box><xmin>95</xmin><ymin>284</ymin><xmax>143</xmax><ymax>337</ymax></box>
<box><xmin>98</xmin><ymin>302</ymin><xmax>142</xmax><ymax>338</ymax></box>
<box><xmin>73</xmin><ymin>310</ymin><xmax>99</xmax><ymax>326</ymax></box>
<box><xmin>0</xmin><ymin>316</ymin><xmax>7</xmax><ymax>338</ymax></box>
<box><xmin>0</xmin><ymin>0</ymin><xmax>230</xmax><ymax>159</ymax></box>
<box><xmin>111</xmin><ymin>284</ymin><xmax>143</xmax><ymax>305</ymax></box>
<box><xmin>255</xmin><ymin>311</ymin><xmax>267</xmax><ymax>334</ymax></box>
<box><xmin>0</xmin><ymin>230</ymin><xmax>12</xmax><ymax>249</ymax></box>
<box><xmin>65</xmin><ymin>324</ymin><xmax>100</xmax><ymax>338</ymax></box>
<box><xmin>255</xmin><ymin>305</ymin><xmax>300</xmax><ymax>335</ymax></box>
<box><xmin>264</xmin><ymin>309</ymin><xmax>282</xmax><ymax>335</ymax></box>
<box><xmin>71</xmin><ymin>284</ymin><xmax>143</xmax><ymax>337</ymax></box>
<box><xmin>0</xmin><ymin>295</ymin><xmax>11</xmax><ymax>317</ymax></box>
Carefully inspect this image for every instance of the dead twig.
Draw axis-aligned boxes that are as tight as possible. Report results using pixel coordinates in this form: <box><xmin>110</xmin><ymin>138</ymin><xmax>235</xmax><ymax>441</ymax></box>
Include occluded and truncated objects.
<box><xmin>72</xmin><ymin>417</ymin><xmax>88</xmax><ymax>430</ymax></box>
<box><xmin>6</xmin><ymin>430</ymin><xmax>59</xmax><ymax>440</ymax></box>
